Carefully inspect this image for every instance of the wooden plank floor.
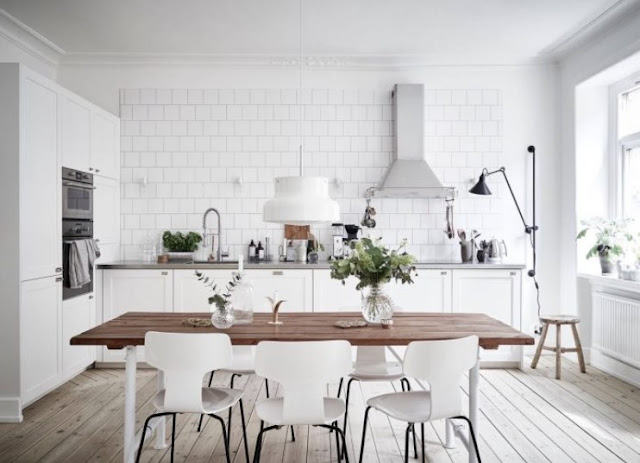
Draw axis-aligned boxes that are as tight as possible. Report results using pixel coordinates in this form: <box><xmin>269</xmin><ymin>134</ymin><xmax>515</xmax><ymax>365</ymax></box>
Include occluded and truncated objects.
<box><xmin>3</xmin><ymin>355</ymin><xmax>640</xmax><ymax>462</ymax></box>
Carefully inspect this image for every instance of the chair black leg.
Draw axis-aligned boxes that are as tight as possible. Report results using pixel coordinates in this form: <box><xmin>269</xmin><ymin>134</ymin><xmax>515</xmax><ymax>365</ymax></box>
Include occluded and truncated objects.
<box><xmin>342</xmin><ymin>378</ymin><xmax>355</xmax><ymax>453</ymax></box>
<box><xmin>208</xmin><ymin>413</ymin><xmax>231</xmax><ymax>463</ymax></box>
<box><xmin>358</xmin><ymin>406</ymin><xmax>372</xmax><ymax>463</ymax></box>
<box><xmin>335</xmin><ymin>425</ymin><xmax>350</xmax><ymax>463</ymax></box>
<box><xmin>401</xmin><ymin>377</ymin><xmax>411</xmax><ymax>391</ymax></box>
<box><xmin>253</xmin><ymin>422</ymin><xmax>280</xmax><ymax>463</ymax></box>
<box><xmin>228</xmin><ymin>373</ymin><xmax>240</xmax><ymax>442</ymax></box>
<box><xmin>451</xmin><ymin>416</ymin><xmax>482</xmax><ymax>463</ymax></box>
<box><xmin>404</xmin><ymin>423</ymin><xmax>411</xmax><ymax>463</ymax></box>
<box><xmin>197</xmin><ymin>371</ymin><xmax>216</xmax><ymax>432</ymax></box>
<box><xmin>334</xmin><ymin>420</ymin><xmax>341</xmax><ymax>462</ymax></box>
<box><xmin>420</xmin><ymin>423</ymin><xmax>425</xmax><ymax>463</ymax></box>
<box><xmin>239</xmin><ymin>399</ymin><xmax>250</xmax><ymax>463</ymax></box>
<box><xmin>135</xmin><ymin>412</ymin><xmax>174</xmax><ymax>463</ymax></box>
<box><xmin>401</xmin><ymin>379</ymin><xmax>406</xmax><ymax>392</ymax></box>
<box><xmin>170</xmin><ymin>413</ymin><xmax>177</xmax><ymax>463</ymax></box>
<box><xmin>411</xmin><ymin>423</ymin><xmax>418</xmax><ymax>459</ymax></box>
<box><xmin>265</xmin><ymin>378</ymin><xmax>270</xmax><ymax>398</ymax></box>
<box><xmin>290</xmin><ymin>425</ymin><xmax>296</xmax><ymax>442</ymax></box>
<box><xmin>337</xmin><ymin>377</ymin><xmax>344</xmax><ymax>398</ymax></box>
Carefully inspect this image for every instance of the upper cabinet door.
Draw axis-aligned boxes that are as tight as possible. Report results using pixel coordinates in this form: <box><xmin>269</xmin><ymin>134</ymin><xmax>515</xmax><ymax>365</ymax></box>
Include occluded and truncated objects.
<box><xmin>61</xmin><ymin>93</ymin><xmax>91</xmax><ymax>172</ymax></box>
<box><xmin>91</xmin><ymin>110</ymin><xmax>120</xmax><ymax>179</ymax></box>
<box><xmin>20</xmin><ymin>74</ymin><xmax>61</xmax><ymax>281</ymax></box>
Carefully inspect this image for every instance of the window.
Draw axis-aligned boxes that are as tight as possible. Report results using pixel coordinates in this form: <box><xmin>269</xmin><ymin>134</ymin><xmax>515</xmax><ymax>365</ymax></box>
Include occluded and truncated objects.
<box><xmin>614</xmin><ymin>83</ymin><xmax>640</xmax><ymax>220</ymax></box>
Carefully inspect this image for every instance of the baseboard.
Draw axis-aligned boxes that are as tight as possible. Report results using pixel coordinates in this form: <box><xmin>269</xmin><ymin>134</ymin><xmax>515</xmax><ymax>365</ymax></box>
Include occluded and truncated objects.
<box><xmin>590</xmin><ymin>349</ymin><xmax>640</xmax><ymax>387</ymax></box>
<box><xmin>0</xmin><ymin>397</ymin><xmax>23</xmax><ymax>423</ymax></box>
<box><xmin>94</xmin><ymin>361</ymin><xmax>154</xmax><ymax>369</ymax></box>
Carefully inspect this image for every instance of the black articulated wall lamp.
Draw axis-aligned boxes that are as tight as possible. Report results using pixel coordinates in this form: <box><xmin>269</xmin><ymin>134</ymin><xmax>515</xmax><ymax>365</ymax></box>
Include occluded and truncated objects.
<box><xmin>470</xmin><ymin>146</ymin><xmax>541</xmax><ymax>318</ymax></box>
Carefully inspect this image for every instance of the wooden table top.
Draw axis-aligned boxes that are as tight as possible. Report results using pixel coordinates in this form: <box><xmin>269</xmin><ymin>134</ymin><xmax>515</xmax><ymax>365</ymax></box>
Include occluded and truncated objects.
<box><xmin>71</xmin><ymin>312</ymin><xmax>534</xmax><ymax>350</ymax></box>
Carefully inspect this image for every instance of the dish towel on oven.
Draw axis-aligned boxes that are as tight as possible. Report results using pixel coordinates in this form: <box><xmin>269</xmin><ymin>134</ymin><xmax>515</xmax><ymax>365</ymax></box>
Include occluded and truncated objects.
<box><xmin>68</xmin><ymin>239</ymin><xmax>101</xmax><ymax>289</ymax></box>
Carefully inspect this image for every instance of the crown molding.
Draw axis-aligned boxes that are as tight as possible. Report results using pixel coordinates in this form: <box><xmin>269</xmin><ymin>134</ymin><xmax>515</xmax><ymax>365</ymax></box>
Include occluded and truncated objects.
<box><xmin>59</xmin><ymin>51</ymin><xmax>549</xmax><ymax>69</ymax></box>
<box><xmin>539</xmin><ymin>0</ymin><xmax>640</xmax><ymax>62</ymax></box>
<box><xmin>0</xmin><ymin>9</ymin><xmax>65</xmax><ymax>66</ymax></box>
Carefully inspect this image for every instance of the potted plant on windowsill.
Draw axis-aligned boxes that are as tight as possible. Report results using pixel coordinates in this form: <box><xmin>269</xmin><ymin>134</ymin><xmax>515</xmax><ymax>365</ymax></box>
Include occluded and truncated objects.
<box><xmin>330</xmin><ymin>237</ymin><xmax>417</xmax><ymax>323</ymax></box>
<box><xmin>576</xmin><ymin>217</ymin><xmax>634</xmax><ymax>275</ymax></box>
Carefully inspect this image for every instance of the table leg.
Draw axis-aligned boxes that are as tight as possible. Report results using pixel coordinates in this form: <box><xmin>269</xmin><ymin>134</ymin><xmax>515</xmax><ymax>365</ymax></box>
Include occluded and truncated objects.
<box><xmin>468</xmin><ymin>357</ymin><xmax>480</xmax><ymax>463</ymax></box>
<box><xmin>154</xmin><ymin>370</ymin><xmax>167</xmax><ymax>449</ymax></box>
<box><xmin>124</xmin><ymin>346</ymin><xmax>137</xmax><ymax>463</ymax></box>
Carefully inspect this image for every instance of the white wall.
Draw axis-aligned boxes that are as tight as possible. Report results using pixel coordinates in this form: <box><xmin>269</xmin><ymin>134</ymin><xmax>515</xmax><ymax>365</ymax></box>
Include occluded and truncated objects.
<box><xmin>0</xmin><ymin>33</ymin><xmax>56</xmax><ymax>79</ymax></box>
<box><xmin>559</xmin><ymin>9</ymin><xmax>640</xmax><ymax>350</ymax></box>
<box><xmin>58</xmin><ymin>63</ymin><xmax>561</xmax><ymax>338</ymax></box>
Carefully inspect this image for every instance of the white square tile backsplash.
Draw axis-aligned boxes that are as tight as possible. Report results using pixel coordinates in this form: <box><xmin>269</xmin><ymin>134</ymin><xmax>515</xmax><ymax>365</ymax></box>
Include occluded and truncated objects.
<box><xmin>119</xmin><ymin>87</ymin><xmax>504</xmax><ymax>262</ymax></box>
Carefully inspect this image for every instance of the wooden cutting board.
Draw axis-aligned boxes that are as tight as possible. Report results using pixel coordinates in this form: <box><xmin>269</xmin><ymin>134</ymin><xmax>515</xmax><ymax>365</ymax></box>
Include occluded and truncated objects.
<box><xmin>284</xmin><ymin>225</ymin><xmax>310</xmax><ymax>240</ymax></box>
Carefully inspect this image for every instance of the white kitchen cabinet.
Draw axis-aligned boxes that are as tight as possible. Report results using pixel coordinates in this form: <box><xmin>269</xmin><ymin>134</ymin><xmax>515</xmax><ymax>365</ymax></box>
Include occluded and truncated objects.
<box><xmin>94</xmin><ymin>175</ymin><xmax>120</xmax><ymax>248</ymax></box>
<box><xmin>247</xmin><ymin>269</ymin><xmax>313</xmax><ymax>312</ymax></box>
<box><xmin>62</xmin><ymin>293</ymin><xmax>96</xmax><ymax>380</ymax></box>
<box><xmin>91</xmin><ymin>109</ymin><xmax>120</xmax><ymax>179</ymax></box>
<box><xmin>313</xmin><ymin>270</ymin><xmax>360</xmax><ymax>311</ymax></box>
<box><xmin>21</xmin><ymin>276</ymin><xmax>62</xmax><ymax>405</ymax></box>
<box><xmin>61</xmin><ymin>92</ymin><xmax>92</xmax><ymax>172</ymax></box>
<box><xmin>388</xmin><ymin>269</ymin><xmax>452</xmax><ymax>313</ymax></box>
<box><xmin>452</xmin><ymin>269</ymin><xmax>522</xmax><ymax>364</ymax></box>
<box><xmin>174</xmin><ymin>269</ymin><xmax>235</xmax><ymax>312</ymax></box>
<box><xmin>19</xmin><ymin>71</ymin><xmax>61</xmax><ymax>282</ymax></box>
<box><xmin>102</xmin><ymin>270</ymin><xmax>173</xmax><ymax>362</ymax></box>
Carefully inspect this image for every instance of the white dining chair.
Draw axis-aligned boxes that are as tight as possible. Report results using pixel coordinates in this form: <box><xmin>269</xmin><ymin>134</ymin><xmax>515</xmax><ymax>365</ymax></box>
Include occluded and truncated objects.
<box><xmin>136</xmin><ymin>332</ymin><xmax>250</xmax><ymax>463</ymax></box>
<box><xmin>197</xmin><ymin>346</ymin><xmax>296</xmax><ymax>441</ymax></box>
<box><xmin>253</xmin><ymin>340</ymin><xmax>353</xmax><ymax>463</ymax></box>
<box><xmin>358</xmin><ymin>336</ymin><xmax>481</xmax><ymax>463</ymax></box>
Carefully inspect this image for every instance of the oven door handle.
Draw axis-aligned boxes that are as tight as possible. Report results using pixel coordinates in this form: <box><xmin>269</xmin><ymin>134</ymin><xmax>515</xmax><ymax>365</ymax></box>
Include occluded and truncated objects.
<box><xmin>63</xmin><ymin>181</ymin><xmax>96</xmax><ymax>190</ymax></box>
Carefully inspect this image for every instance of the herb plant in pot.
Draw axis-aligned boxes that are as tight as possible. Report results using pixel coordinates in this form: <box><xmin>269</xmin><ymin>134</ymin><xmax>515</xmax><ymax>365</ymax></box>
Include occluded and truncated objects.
<box><xmin>162</xmin><ymin>231</ymin><xmax>202</xmax><ymax>261</ymax></box>
<box><xmin>330</xmin><ymin>238</ymin><xmax>417</xmax><ymax>323</ymax></box>
<box><xmin>576</xmin><ymin>217</ymin><xmax>633</xmax><ymax>275</ymax></box>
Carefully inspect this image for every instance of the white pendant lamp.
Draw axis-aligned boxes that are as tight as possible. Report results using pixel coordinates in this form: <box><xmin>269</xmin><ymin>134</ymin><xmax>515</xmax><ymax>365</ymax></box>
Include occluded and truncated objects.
<box><xmin>262</xmin><ymin>0</ymin><xmax>340</xmax><ymax>225</ymax></box>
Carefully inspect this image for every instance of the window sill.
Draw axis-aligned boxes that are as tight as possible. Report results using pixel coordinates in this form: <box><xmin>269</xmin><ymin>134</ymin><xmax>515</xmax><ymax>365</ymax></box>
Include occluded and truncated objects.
<box><xmin>578</xmin><ymin>273</ymin><xmax>640</xmax><ymax>294</ymax></box>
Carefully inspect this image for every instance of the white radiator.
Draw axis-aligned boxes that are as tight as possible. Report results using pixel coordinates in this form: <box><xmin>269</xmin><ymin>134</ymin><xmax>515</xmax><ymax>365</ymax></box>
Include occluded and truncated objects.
<box><xmin>592</xmin><ymin>291</ymin><xmax>640</xmax><ymax>368</ymax></box>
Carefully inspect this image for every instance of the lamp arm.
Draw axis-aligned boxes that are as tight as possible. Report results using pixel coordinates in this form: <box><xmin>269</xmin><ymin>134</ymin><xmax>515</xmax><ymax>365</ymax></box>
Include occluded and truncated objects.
<box><xmin>484</xmin><ymin>168</ymin><xmax>530</xmax><ymax>232</ymax></box>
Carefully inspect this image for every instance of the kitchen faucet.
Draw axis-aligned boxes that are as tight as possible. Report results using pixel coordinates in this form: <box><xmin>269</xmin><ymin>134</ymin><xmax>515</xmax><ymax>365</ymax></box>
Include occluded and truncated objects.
<box><xmin>202</xmin><ymin>207</ymin><xmax>227</xmax><ymax>261</ymax></box>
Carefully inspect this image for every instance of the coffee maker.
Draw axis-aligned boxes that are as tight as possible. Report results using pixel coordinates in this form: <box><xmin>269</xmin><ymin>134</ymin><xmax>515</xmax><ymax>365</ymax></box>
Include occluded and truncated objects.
<box><xmin>342</xmin><ymin>225</ymin><xmax>361</xmax><ymax>258</ymax></box>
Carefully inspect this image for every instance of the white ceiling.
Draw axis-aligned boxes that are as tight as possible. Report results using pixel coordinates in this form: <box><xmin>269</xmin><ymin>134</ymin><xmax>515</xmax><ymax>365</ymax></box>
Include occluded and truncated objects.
<box><xmin>0</xmin><ymin>0</ymin><xmax>625</xmax><ymax>64</ymax></box>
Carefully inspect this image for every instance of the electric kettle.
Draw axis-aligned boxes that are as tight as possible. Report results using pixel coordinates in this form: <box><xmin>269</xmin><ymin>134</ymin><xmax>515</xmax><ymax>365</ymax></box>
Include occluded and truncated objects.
<box><xmin>488</xmin><ymin>238</ymin><xmax>507</xmax><ymax>262</ymax></box>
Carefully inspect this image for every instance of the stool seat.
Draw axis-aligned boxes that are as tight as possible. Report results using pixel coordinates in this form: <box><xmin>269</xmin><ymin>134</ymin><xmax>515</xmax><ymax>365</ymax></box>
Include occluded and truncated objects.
<box><xmin>531</xmin><ymin>315</ymin><xmax>586</xmax><ymax>379</ymax></box>
<box><xmin>539</xmin><ymin>315</ymin><xmax>580</xmax><ymax>324</ymax></box>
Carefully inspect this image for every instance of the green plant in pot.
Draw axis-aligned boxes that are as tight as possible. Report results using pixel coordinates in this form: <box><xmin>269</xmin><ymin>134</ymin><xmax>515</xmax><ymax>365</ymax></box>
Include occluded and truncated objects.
<box><xmin>162</xmin><ymin>231</ymin><xmax>202</xmax><ymax>260</ymax></box>
<box><xmin>330</xmin><ymin>237</ymin><xmax>417</xmax><ymax>323</ymax></box>
<box><xmin>576</xmin><ymin>217</ymin><xmax>633</xmax><ymax>275</ymax></box>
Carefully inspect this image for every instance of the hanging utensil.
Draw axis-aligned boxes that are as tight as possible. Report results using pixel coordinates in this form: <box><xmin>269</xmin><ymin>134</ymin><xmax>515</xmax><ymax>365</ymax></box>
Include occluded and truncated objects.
<box><xmin>361</xmin><ymin>198</ymin><xmax>377</xmax><ymax>228</ymax></box>
<box><xmin>444</xmin><ymin>198</ymin><xmax>455</xmax><ymax>240</ymax></box>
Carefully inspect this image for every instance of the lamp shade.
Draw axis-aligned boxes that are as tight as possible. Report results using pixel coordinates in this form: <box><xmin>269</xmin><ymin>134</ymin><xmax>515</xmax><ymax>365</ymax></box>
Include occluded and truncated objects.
<box><xmin>469</xmin><ymin>174</ymin><xmax>492</xmax><ymax>196</ymax></box>
<box><xmin>263</xmin><ymin>176</ymin><xmax>340</xmax><ymax>225</ymax></box>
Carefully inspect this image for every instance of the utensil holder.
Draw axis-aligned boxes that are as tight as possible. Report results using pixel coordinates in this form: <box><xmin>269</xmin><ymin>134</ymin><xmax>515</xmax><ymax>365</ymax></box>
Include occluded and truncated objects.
<box><xmin>460</xmin><ymin>241</ymin><xmax>474</xmax><ymax>263</ymax></box>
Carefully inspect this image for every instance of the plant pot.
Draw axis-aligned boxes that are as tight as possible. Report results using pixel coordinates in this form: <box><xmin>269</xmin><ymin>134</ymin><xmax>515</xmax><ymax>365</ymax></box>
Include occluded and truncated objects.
<box><xmin>599</xmin><ymin>252</ymin><xmax>615</xmax><ymax>275</ymax></box>
<box><xmin>211</xmin><ymin>302</ymin><xmax>235</xmax><ymax>329</ymax></box>
<box><xmin>361</xmin><ymin>284</ymin><xmax>394</xmax><ymax>324</ymax></box>
<box><xmin>166</xmin><ymin>251</ymin><xmax>195</xmax><ymax>261</ymax></box>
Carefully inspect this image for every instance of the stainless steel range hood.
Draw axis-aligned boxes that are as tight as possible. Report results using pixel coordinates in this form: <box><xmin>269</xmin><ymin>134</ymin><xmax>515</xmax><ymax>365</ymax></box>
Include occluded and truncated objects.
<box><xmin>367</xmin><ymin>84</ymin><xmax>454</xmax><ymax>199</ymax></box>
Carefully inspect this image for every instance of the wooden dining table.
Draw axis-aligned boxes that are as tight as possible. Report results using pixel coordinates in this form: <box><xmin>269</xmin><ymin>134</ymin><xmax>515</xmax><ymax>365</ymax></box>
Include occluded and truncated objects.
<box><xmin>71</xmin><ymin>311</ymin><xmax>534</xmax><ymax>463</ymax></box>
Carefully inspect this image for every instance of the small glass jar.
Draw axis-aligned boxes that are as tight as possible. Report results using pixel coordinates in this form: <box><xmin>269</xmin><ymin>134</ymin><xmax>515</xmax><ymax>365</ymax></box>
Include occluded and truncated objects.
<box><xmin>229</xmin><ymin>272</ymin><xmax>254</xmax><ymax>324</ymax></box>
<box><xmin>211</xmin><ymin>301</ymin><xmax>235</xmax><ymax>329</ymax></box>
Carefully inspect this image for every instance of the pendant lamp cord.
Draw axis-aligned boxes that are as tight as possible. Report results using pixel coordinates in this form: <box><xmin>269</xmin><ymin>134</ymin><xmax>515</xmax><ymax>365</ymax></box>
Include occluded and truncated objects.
<box><xmin>298</xmin><ymin>0</ymin><xmax>304</xmax><ymax>176</ymax></box>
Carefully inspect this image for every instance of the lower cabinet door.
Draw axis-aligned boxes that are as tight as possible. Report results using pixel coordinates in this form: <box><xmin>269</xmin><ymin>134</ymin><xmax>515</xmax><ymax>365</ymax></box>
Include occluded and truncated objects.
<box><xmin>452</xmin><ymin>269</ymin><xmax>522</xmax><ymax>364</ymax></box>
<box><xmin>101</xmin><ymin>269</ymin><xmax>173</xmax><ymax>362</ymax></box>
<box><xmin>174</xmin><ymin>269</ymin><xmax>235</xmax><ymax>312</ymax></box>
<box><xmin>312</xmin><ymin>270</ymin><xmax>360</xmax><ymax>312</ymax></box>
<box><xmin>62</xmin><ymin>293</ymin><xmax>96</xmax><ymax>380</ymax></box>
<box><xmin>387</xmin><ymin>269</ymin><xmax>452</xmax><ymax>313</ymax></box>
<box><xmin>21</xmin><ymin>276</ymin><xmax>62</xmax><ymax>405</ymax></box>
<box><xmin>245</xmin><ymin>269</ymin><xmax>313</xmax><ymax>312</ymax></box>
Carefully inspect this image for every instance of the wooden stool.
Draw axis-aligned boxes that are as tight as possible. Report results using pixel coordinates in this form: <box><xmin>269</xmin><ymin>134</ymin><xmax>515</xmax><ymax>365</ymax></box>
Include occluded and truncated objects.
<box><xmin>530</xmin><ymin>315</ymin><xmax>586</xmax><ymax>380</ymax></box>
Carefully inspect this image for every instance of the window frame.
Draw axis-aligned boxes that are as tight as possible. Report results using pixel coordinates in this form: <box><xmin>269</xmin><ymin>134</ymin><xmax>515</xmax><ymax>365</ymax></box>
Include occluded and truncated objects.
<box><xmin>609</xmin><ymin>73</ymin><xmax>640</xmax><ymax>219</ymax></box>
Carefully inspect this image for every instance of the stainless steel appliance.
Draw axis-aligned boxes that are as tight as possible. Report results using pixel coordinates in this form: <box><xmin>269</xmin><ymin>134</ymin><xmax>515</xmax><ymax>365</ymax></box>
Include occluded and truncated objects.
<box><xmin>62</xmin><ymin>167</ymin><xmax>94</xmax><ymax>221</ymax></box>
<box><xmin>62</xmin><ymin>167</ymin><xmax>95</xmax><ymax>300</ymax></box>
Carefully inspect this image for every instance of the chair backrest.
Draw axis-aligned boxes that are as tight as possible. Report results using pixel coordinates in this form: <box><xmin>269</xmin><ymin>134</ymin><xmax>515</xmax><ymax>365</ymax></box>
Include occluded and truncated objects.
<box><xmin>403</xmin><ymin>336</ymin><xmax>478</xmax><ymax>421</ymax></box>
<box><xmin>254</xmin><ymin>340</ymin><xmax>352</xmax><ymax>425</ymax></box>
<box><xmin>145</xmin><ymin>331</ymin><xmax>233</xmax><ymax>413</ymax></box>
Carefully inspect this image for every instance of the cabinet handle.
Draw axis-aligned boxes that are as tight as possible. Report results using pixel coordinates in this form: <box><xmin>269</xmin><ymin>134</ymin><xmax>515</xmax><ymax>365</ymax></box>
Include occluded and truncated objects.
<box><xmin>510</xmin><ymin>271</ymin><xmax>517</xmax><ymax>276</ymax></box>
<box><xmin>272</xmin><ymin>271</ymin><xmax>284</xmax><ymax>276</ymax></box>
<box><xmin>95</xmin><ymin>169</ymin><xmax>100</xmax><ymax>173</ymax></box>
<box><xmin>88</xmin><ymin>295</ymin><xmax>94</xmax><ymax>299</ymax></box>
<box><xmin>161</xmin><ymin>271</ymin><xmax>168</xmax><ymax>275</ymax></box>
<box><xmin>88</xmin><ymin>167</ymin><xmax>94</xmax><ymax>171</ymax></box>
<box><xmin>55</xmin><ymin>277</ymin><xmax>63</xmax><ymax>282</ymax></box>
<box><xmin>95</xmin><ymin>239</ymin><xmax>101</xmax><ymax>243</ymax></box>
<box><xmin>440</xmin><ymin>271</ymin><xmax>447</xmax><ymax>275</ymax></box>
<box><xmin>55</xmin><ymin>267</ymin><xmax>63</xmax><ymax>273</ymax></box>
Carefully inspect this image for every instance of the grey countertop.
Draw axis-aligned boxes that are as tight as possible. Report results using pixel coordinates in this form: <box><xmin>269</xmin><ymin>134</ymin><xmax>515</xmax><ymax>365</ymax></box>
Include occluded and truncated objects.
<box><xmin>97</xmin><ymin>260</ymin><xmax>526</xmax><ymax>270</ymax></box>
